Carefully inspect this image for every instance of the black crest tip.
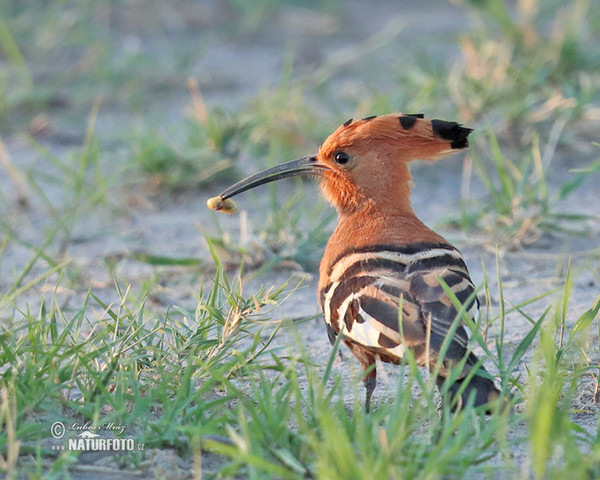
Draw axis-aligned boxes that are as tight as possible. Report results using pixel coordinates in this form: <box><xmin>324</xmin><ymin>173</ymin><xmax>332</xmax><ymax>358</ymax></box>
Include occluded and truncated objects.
<box><xmin>431</xmin><ymin>119</ymin><xmax>473</xmax><ymax>149</ymax></box>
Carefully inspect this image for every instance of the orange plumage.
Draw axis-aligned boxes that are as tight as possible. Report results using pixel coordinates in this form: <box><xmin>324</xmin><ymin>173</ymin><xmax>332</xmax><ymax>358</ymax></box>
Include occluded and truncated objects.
<box><xmin>211</xmin><ymin>113</ymin><xmax>500</xmax><ymax>411</ymax></box>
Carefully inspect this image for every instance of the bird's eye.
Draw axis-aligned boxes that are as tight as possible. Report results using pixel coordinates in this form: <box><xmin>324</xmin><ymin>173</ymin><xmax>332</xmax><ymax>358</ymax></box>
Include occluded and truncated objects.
<box><xmin>334</xmin><ymin>152</ymin><xmax>352</xmax><ymax>166</ymax></box>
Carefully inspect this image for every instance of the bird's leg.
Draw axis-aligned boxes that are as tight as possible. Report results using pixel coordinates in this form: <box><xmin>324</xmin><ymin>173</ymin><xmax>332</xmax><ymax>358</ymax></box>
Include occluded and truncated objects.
<box><xmin>344</xmin><ymin>342</ymin><xmax>377</xmax><ymax>411</ymax></box>
<box><xmin>362</xmin><ymin>362</ymin><xmax>377</xmax><ymax>412</ymax></box>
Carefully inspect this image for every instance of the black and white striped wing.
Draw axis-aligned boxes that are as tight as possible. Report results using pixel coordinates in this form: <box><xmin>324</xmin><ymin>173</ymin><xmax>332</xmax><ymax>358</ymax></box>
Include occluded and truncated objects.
<box><xmin>319</xmin><ymin>243</ymin><xmax>478</xmax><ymax>364</ymax></box>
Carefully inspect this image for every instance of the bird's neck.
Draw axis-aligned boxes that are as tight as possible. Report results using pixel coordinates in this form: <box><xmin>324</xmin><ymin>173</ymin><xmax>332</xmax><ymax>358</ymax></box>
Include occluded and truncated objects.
<box><xmin>334</xmin><ymin>208</ymin><xmax>445</xmax><ymax>248</ymax></box>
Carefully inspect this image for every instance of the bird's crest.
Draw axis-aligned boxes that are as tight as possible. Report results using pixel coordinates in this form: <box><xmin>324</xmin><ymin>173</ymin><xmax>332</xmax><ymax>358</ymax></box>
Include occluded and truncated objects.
<box><xmin>319</xmin><ymin>113</ymin><xmax>472</xmax><ymax>164</ymax></box>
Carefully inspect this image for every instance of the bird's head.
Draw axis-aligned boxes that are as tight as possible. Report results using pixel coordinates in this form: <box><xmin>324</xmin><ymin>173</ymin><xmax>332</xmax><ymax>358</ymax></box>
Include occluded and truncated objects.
<box><xmin>209</xmin><ymin>114</ymin><xmax>472</xmax><ymax>217</ymax></box>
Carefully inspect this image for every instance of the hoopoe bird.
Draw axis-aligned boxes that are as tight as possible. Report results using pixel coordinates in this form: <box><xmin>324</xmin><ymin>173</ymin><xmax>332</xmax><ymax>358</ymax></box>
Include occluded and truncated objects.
<box><xmin>208</xmin><ymin>113</ymin><xmax>500</xmax><ymax>411</ymax></box>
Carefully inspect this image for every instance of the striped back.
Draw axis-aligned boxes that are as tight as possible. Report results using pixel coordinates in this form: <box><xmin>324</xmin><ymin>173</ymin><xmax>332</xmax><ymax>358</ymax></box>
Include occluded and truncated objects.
<box><xmin>318</xmin><ymin>242</ymin><xmax>479</xmax><ymax>370</ymax></box>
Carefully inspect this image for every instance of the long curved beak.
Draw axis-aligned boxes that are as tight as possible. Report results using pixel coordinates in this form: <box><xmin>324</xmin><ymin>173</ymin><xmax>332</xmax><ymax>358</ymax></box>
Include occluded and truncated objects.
<box><xmin>219</xmin><ymin>155</ymin><xmax>327</xmax><ymax>200</ymax></box>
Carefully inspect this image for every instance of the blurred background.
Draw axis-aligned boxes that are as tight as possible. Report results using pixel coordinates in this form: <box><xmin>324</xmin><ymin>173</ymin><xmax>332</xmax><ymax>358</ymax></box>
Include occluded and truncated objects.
<box><xmin>1</xmin><ymin>0</ymin><xmax>598</xmax><ymax>287</ymax></box>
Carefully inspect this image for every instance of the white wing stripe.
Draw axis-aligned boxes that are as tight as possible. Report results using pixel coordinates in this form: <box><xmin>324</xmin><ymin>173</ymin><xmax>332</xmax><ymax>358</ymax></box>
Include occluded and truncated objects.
<box><xmin>330</xmin><ymin>248</ymin><xmax>463</xmax><ymax>282</ymax></box>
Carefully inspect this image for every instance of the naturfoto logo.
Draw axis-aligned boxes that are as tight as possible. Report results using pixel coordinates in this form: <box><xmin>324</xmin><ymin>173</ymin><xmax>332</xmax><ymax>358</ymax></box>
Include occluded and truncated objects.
<box><xmin>50</xmin><ymin>421</ymin><xmax>144</xmax><ymax>452</ymax></box>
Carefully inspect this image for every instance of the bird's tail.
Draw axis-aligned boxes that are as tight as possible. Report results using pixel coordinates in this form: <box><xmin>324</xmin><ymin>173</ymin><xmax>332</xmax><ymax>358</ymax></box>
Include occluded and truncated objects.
<box><xmin>446</xmin><ymin>371</ymin><xmax>501</xmax><ymax>412</ymax></box>
<box><xmin>436</xmin><ymin>356</ymin><xmax>501</xmax><ymax>413</ymax></box>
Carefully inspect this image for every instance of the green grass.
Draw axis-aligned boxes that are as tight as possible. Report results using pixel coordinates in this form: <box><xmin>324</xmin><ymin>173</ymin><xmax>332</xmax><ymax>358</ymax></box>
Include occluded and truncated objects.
<box><xmin>1</xmin><ymin>0</ymin><xmax>600</xmax><ymax>478</ymax></box>
<box><xmin>3</xmin><ymin>258</ymin><xmax>598</xmax><ymax>478</ymax></box>
<box><xmin>207</xmin><ymin>182</ymin><xmax>335</xmax><ymax>274</ymax></box>
<box><xmin>128</xmin><ymin>81</ymin><xmax>256</xmax><ymax>192</ymax></box>
<box><xmin>454</xmin><ymin>130</ymin><xmax>600</xmax><ymax>243</ymax></box>
<box><xmin>0</xmin><ymin>249</ymin><xmax>296</xmax><ymax>477</ymax></box>
<box><xmin>449</xmin><ymin>0</ymin><xmax>599</xmax><ymax>126</ymax></box>
<box><xmin>195</xmin><ymin>267</ymin><xmax>600</xmax><ymax>479</ymax></box>
<box><xmin>443</xmin><ymin>0</ymin><xmax>600</xmax><ymax>242</ymax></box>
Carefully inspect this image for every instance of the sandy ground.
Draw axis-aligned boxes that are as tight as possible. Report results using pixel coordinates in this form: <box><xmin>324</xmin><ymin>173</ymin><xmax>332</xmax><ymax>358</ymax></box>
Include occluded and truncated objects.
<box><xmin>1</xmin><ymin>1</ymin><xmax>599</xmax><ymax>478</ymax></box>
